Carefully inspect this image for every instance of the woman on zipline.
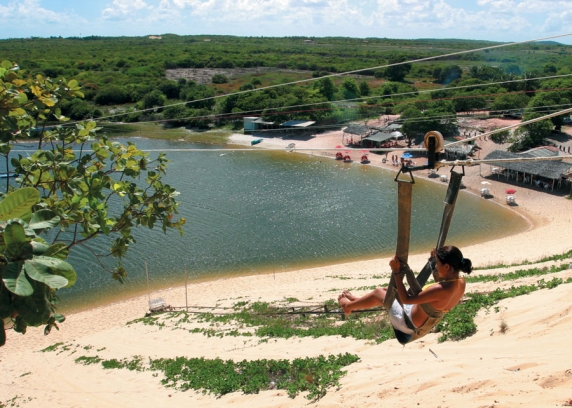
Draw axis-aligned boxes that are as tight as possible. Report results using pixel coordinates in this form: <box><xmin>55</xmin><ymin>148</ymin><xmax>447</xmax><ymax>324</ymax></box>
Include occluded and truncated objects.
<box><xmin>338</xmin><ymin>246</ymin><xmax>472</xmax><ymax>337</ymax></box>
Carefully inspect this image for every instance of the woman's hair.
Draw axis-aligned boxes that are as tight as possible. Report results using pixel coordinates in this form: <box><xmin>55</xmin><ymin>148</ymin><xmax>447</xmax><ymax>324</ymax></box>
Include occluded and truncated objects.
<box><xmin>436</xmin><ymin>245</ymin><xmax>473</xmax><ymax>274</ymax></box>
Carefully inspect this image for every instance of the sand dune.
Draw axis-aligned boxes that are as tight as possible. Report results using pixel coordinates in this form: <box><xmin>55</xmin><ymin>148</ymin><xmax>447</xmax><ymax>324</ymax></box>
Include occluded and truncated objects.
<box><xmin>2</xmin><ymin>125</ymin><xmax>572</xmax><ymax>407</ymax></box>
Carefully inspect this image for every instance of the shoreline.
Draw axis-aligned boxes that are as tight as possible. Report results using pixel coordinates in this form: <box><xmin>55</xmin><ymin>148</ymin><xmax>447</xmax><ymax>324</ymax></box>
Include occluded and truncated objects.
<box><xmin>3</xmin><ymin>122</ymin><xmax>572</xmax><ymax>407</ymax></box>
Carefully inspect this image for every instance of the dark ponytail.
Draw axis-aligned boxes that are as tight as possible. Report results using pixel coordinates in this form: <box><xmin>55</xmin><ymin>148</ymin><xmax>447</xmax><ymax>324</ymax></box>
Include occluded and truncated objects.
<box><xmin>436</xmin><ymin>245</ymin><xmax>473</xmax><ymax>275</ymax></box>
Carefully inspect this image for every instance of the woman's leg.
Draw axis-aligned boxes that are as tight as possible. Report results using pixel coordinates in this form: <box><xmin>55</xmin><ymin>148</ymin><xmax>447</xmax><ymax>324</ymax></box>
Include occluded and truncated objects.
<box><xmin>338</xmin><ymin>288</ymin><xmax>387</xmax><ymax>315</ymax></box>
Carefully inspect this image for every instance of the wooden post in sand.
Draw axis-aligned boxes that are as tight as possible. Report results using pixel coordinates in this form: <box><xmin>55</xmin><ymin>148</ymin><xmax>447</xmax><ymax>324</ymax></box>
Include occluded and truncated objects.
<box><xmin>145</xmin><ymin>262</ymin><xmax>151</xmax><ymax>308</ymax></box>
<box><xmin>185</xmin><ymin>270</ymin><xmax>188</xmax><ymax>312</ymax></box>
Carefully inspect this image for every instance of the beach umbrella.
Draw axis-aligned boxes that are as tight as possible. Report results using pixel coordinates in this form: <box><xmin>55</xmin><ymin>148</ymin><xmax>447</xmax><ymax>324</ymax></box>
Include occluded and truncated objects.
<box><xmin>506</xmin><ymin>188</ymin><xmax>516</xmax><ymax>194</ymax></box>
<box><xmin>401</xmin><ymin>152</ymin><xmax>413</xmax><ymax>159</ymax></box>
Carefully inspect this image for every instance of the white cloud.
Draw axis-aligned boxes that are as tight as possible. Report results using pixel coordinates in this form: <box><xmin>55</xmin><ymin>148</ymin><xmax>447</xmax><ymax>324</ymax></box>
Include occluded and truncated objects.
<box><xmin>102</xmin><ymin>0</ymin><xmax>153</xmax><ymax>19</ymax></box>
<box><xmin>0</xmin><ymin>0</ymin><xmax>67</xmax><ymax>23</ymax></box>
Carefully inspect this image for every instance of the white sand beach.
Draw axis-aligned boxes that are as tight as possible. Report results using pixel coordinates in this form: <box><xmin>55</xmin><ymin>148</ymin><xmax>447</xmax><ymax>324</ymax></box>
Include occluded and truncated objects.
<box><xmin>2</xmin><ymin>120</ymin><xmax>572</xmax><ymax>408</ymax></box>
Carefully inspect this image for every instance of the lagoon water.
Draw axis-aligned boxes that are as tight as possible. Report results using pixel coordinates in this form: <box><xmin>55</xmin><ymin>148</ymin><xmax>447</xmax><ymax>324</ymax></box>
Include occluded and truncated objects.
<box><xmin>54</xmin><ymin>138</ymin><xmax>527</xmax><ymax>311</ymax></box>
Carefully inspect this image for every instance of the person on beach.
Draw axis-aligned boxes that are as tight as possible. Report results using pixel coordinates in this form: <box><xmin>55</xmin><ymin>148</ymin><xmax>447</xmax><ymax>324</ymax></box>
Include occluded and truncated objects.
<box><xmin>338</xmin><ymin>246</ymin><xmax>472</xmax><ymax>336</ymax></box>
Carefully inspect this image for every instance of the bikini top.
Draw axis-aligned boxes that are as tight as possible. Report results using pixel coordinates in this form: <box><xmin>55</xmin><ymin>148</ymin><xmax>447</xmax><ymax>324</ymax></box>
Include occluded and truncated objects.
<box><xmin>421</xmin><ymin>279</ymin><xmax>461</xmax><ymax>313</ymax></box>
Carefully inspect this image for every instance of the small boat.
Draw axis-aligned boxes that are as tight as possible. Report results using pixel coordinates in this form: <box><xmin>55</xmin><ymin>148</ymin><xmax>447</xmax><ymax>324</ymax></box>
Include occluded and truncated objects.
<box><xmin>0</xmin><ymin>173</ymin><xmax>17</xmax><ymax>178</ymax></box>
<box><xmin>286</xmin><ymin>143</ymin><xmax>295</xmax><ymax>152</ymax></box>
<box><xmin>335</xmin><ymin>152</ymin><xmax>343</xmax><ymax>160</ymax></box>
<box><xmin>343</xmin><ymin>155</ymin><xmax>352</xmax><ymax>163</ymax></box>
<box><xmin>360</xmin><ymin>155</ymin><xmax>370</xmax><ymax>164</ymax></box>
<box><xmin>251</xmin><ymin>139</ymin><xmax>263</xmax><ymax>146</ymax></box>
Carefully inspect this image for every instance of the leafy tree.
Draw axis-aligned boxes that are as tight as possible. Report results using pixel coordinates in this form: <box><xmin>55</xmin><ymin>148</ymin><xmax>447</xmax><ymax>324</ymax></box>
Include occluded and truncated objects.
<box><xmin>469</xmin><ymin>65</ymin><xmax>504</xmax><ymax>81</ymax></box>
<box><xmin>0</xmin><ymin>60</ymin><xmax>185</xmax><ymax>345</ymax></box>
<box><xmin>179</xmin><ymin>82</ymin><xmax>216</xmax><ymax>110</ymax></box>
<box><xmin>314</xmin><ymin>77</ymin><xmax>336</xmax><ymax>101</ymax></box>
<box><xmin>359</xmin><ymin>80</ymin><xmax>370</xmax><ymax>97</ymax></box>
<box><xmin>94</xmin><ymin>85</ymin><xmax>131</xmax><ymax>105</ymax></box>
<box><xmin>505</xmin><ymin>64</ymin><xmax>522</xmax><ymax>75</ymax></box>
<box><xmin>383</xmin><ymin>54</ymin><xmax>412</xmax><ymax>82</ymax></box>
<box><xmin>526</xmin><ymin>92</ymin><xmax>571</xmax><ymax>130</ymax></box>
<box><xmin>141</xmin><ymin>89</ymin><xmax>167</xmax><ymax>109</ymax></box>
<box><xmin>510</xmin><ymin>112</ymin><xmax>552</xmax><ymax>151</ymax></box>
<box><xmin>158</xmin><ymin>80</ymin><xmax>181</xmax><ymax>99</ymax></box>
<box><xmin>340</xmin><ymin>78</ymin><xmax>360</xmax><ymax>100</ymax></box>
<box><xmin>452</xmin><ymin>92</ymin><xmax>487</xmax><ymax>113</ymax></box>
<box><xmin>61</xmin><ymin>98</ymin><xmax>95</xmax><ymax>120</ymax></box>
<box><xmin>490</xmin><ymin>128</ymin><xmax>511</xmax><ymax>144</ymax></box>
<box><xmin>163</xmin><ymin>104</ymin><xmax>191</xmax><ymax>127</ymax></box>
<box><xmin>543</xmin><ymin>62</ymin><xmax>557</xmax><ymax>74</ymax></box>
<box><xmin>0</xmin><ymin>188</ymin><xmax>75</xmax><ymax>346</ymax></box>
<box><xmin>433</xmin><ymin>65</ymin><xmax>462</xmax><ymax>84</ymax></box>
<box><xmin>211</xmin><ymin>74</ymin><xmax>229</xmax><ymax>84</ymax></box>
<box><xmin>401</xmin><ymin>101</ymin><xmax>457</xmax><ymax>137</ymax></box>
<box><xmin>490</xmin><ymin>93</ymin><xmax>530</xmax><ymax>112</ymax></box>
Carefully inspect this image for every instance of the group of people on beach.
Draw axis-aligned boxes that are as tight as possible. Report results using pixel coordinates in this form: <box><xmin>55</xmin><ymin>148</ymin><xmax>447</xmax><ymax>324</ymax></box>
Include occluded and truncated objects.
<box><xmin>390</xmin><ymin>155</ymin><xmax>414</xmax><ymax>167</ymax></box>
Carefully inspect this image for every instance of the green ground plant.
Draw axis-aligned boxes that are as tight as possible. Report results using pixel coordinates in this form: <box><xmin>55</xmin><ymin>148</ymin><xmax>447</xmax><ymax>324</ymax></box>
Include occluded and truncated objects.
<box><xmin>73</xmin><ymin>352</ymin><xmax>359</xmax><ymax>401</ymax></box>
<box><xmin>127</xmin><ymin>267</ymin><xmax>572</xmax><ymax>346</ymax></box>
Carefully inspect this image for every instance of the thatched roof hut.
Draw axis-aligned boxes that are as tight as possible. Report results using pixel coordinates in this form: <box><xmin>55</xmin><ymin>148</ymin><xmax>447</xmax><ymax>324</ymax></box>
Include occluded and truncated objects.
<box><xmin>483</xmin><ymin>150</ymin><xmax>572</xmax><ymax>190</ymax></box>
<box><xmin>343</xmin><ymin>124</ymin><xmax>372</xmax><ymax>145</ymax></box>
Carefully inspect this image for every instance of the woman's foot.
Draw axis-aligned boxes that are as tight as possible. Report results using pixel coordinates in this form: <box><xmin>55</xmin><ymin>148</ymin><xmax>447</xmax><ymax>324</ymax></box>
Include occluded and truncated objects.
<box><xmin>342</xmin><ymin>290</ymin><xmax>358</xmax><ymax>301</ymax></box>
<box><xmin>337</xmin><ymin>294</ymin><xmax>352</xmax><ymax>316</ymax></box>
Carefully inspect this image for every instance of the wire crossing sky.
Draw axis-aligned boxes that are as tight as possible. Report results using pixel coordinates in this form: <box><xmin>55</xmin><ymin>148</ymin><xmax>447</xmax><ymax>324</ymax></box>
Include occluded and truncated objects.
<box><xmin>1</xmin><ymin>0</ymin><xmax>572</xmax><ymax>44</ymax></box>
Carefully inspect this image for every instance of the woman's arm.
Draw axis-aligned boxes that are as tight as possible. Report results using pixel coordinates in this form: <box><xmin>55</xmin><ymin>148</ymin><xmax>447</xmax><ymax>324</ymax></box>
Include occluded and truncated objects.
<box><xmin>391</xmin><ymin>256</ymin><xmax>448</xmax><ymax>305</ymax></box>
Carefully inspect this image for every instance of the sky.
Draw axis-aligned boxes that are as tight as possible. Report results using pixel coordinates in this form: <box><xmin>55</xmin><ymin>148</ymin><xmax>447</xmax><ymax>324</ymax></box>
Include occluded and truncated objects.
<box><xmin>0</xmin><ymin>0</ymin><xmax>571</xmax><ymax>44</ymax></box>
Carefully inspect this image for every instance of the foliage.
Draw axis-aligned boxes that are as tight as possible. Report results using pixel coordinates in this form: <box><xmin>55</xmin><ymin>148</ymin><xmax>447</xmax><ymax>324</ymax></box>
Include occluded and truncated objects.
<box><xmin>94</xmin><ymin>85</ymin><xmax>131</xmax><ymax>105</ymax></box>
<box><xmin>490</xmin><ymin>128</ymin><xmax>511</xmax><ymax>143</ymax></box>
<box><xmin>141</xmin><ymin>90</ymin><xmax>166</xmax><ymax>109</ymax></box>
<box><xmin>383</xmin><ymin>54</ymin><xmax>412</xmax><ymax>82</ymax></box>
<box><xmin>400</xmin><ymin>101</ymin><xmax>457</xmax><ymax>136</ymax></box>
<box><xmin>433</xmin><ymin>65</ymin><xmax>462</xmax><ymax>84</ymax></box>
<box><xmin>72</xmin><ymin>352</ymin><xmax>358</xmax><ymax>401</ymax></box>
<box><xmin>211</xmin><ymin>73</ymin><xmax>228</xmax><ymax>84</ymax></box>
<box><xmin>0</xmin><ymin>188</ymin><xmax>76</xmax><ymax>346</ymax></box>
<box><xmin>340</xmin><ymin>78</ymin><xmax>360</xmax><ymax>100</ymax></box>
<box><xmin>0</xmin><ymin>60</ymin><xmax>185</xmax><ymax>344</ymax></box>
<box><xmin>509</xmin><ymin>112</ymin><xmax>552</xmax><ymax>151</ymax></box>
<box><xmin>2</xmin><ymin>36</ymin><xmax>571</xmax><ymax>131</ymax></box>
<box><xmin>490</xmin><ymin>93</ymin><xmax>530</xmax><ymax>112</ymax></box>
<box><xmin>525</xmin><ymin>91</ymin><xmax>571</xmax><ymax>130</ymax></box>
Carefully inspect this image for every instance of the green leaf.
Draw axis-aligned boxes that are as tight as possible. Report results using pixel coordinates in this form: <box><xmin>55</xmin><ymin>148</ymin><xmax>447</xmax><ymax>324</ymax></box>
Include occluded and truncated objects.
<box><xmin>43</xmin><ymin>243</ymin><xmax>70</xmax><ymax>260</ymax></box>
<box><xmin>2</xmin><ymin>262</ymin><xmax>33</xmax><ymax>296</ymax></box>
<box><xmin>13</xmin><ymin>281</ymin><xmax>52</xmax><ymax>327</ymax></box>
<box><xmin>30</xmin><ymin>239</ymin><xmax>51</xmax><ymax>255</ymax></box>
<box><xmin>34</xmin><ymin>256</ymin><xmax>76</xmax><ymax>287</ymax></box>
<box><xmin>4</xmin><ymin>221</ymin><xmax>28</xmax><ymax>245</ymax></box>
<box><xmin>29</xmin><ymin>209</ymin><xmax>60</xmax><ymax>231</ymax></box>
<box><xmin>0</xmin><ymin>188</ymin><xmax>40</xmax><ymax>221</ymax></box>
<box><xmin>4</xmin><ymin>241</ymin><xmax>34</xmax><ymax>262</ymax></box>
<box><xmin>24</xmin><ymin>260</ymin><xmax>69</xmax><ymax>290</ymax></box>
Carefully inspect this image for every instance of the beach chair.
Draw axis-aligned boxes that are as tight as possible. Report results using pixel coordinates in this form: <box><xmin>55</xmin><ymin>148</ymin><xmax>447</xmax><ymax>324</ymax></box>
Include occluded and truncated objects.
<box><xmin>149</xmin><ymin>297</ymin><xmax>170</xmax><ymax>312</ymax></box>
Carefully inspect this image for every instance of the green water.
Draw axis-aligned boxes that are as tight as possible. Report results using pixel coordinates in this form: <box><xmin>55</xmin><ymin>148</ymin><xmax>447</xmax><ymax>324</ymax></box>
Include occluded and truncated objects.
<box><xmin>58</xmin><ymin>138</ymin><xmax>528</xmax><ymax>312</ymax></box>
